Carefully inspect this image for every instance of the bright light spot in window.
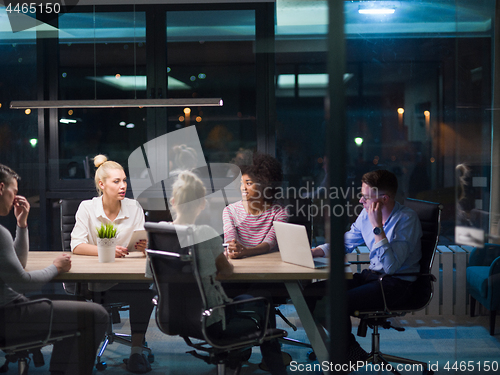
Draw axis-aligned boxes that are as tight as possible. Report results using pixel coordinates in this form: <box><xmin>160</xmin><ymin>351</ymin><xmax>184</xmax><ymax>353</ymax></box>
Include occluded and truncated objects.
<box><xmin>59</xmin><ymin>118</ymin><xmax>77</xmax><ymax>124</ymax></box>
<box><xmin>179</xmin><ymin>116</ymin><xmax>185</xmax><ymax>122</ymax></box>
<box><xmin>195</xmin><ymin>116</ymin><xmax>202</xmax><ymax>122</ymax></box>
<box><xmin>126</xmin><ymin>123</ymin><xmax>135</xmax><ymax>129</ymax></box>
<box><xmin>354</xmin><ymin>137</ymin><xmax>363</xmax><ymax>146</ymax></box>
<box><xmin>198</xmin><ymin>73</ymin><xmax>206</xmax><ymax>79</ymax></box>
<box><xmin>119</xmin><ymin>121</ymin><xmax>126</xmax><ymax>126</ymax></box>
<box><xmin>183</xmin><ymin>108</ymin><xmax>191</xmax><ymax>115</ymax></box>
<box><xmin>115</xmin><ymin>74</ymin><xmax>121</xmax><ymax>79</ymax></box>
<box><xmin>359</xmin><ymin>8</ymin><xmax>395</xmax><ymax>15</ymax></box>
<box><xmin>29</xmin><ymin>139</ymin><xmax>38</xmax><ymax>147</ymax></box>
<box><xmin>397</xmin><ymin>108</ymin><xmax>404</xmax><ymax>114</ymax></box>
<box><xmin>25</xmin><ymin>109</ymin><xmax>31</xmax><ymax>115</ymax></box>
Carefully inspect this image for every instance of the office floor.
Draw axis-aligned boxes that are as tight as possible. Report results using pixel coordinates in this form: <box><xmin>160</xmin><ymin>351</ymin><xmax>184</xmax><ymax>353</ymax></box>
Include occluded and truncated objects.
<box><xmin>3</xmin><ymin>305</ymin><xmax>500</xmax><ymax>375</ymax></box>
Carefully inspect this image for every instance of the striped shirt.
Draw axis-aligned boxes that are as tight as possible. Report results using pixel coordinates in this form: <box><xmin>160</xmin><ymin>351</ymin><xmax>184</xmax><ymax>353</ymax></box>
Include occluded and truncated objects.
<box><xmin>223</xmin><ymin>201</ymin><xmax>288</xmax><ymax>251</ymax></box>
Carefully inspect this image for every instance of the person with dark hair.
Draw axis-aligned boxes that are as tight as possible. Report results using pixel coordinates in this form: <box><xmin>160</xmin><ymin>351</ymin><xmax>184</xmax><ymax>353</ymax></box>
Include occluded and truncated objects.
<box><xmin>307</xmin><ymin>169</ymin><xmax>422</xmax><ymax>363</ymax></box>
<box><xmin>223</xmin><ymin>153</ymin><xmax>287</xmax><ymax>259</ymax></box>
<box><xmin>222</xmin><ymin>154</ymin><xmax>291</xmax><ymax>370</ymax></box>
<box><xmin>0</xmin><ymin>163</ymin><xmax>109</xmax><ymax>375</ymax></box>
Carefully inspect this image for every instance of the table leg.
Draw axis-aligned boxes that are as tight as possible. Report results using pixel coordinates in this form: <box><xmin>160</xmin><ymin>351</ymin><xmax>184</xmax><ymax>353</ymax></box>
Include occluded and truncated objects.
<box><xmin>284</xmin><ymin>281</ymin><xmax>329</xmax><ymax>372</ymax></box>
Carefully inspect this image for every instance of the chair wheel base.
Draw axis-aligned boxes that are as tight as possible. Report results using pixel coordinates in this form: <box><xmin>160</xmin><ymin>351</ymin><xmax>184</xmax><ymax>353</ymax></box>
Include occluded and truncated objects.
<box><xmin>96</xmin><ymin>361</ymin><xmax>107</xmax><ymax>371</ymax></box>
<box><xmin>307</xmin><ymin>350</ymin><xmax>316</xmax><ymax>360</ymax></box>
<box><xmin>147</xmin><ymin>353</ymin><xmax>155</xmax><ymax>363</ymax></box>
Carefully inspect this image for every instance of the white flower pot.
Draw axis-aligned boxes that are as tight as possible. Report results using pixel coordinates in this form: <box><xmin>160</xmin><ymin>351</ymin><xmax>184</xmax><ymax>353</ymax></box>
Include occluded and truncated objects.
<box><xmin>97</xmin><ymin>237</ymin><xmax>116</xmax><ymax>263</ymax></box>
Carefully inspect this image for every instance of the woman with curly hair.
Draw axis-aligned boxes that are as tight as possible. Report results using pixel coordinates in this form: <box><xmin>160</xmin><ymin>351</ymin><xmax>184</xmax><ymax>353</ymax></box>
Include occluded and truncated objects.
<box><xmin>223</xmin><ymin>153</ymin><xmax>287</xmax><ymax>259</ymax></box>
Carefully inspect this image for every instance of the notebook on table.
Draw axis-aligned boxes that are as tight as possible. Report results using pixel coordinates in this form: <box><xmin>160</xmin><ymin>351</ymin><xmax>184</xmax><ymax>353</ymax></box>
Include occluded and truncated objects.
<box><xmin>273</xmin><ymin>221</ymin><xmax>329</xmax><ymax>269</ymax></box>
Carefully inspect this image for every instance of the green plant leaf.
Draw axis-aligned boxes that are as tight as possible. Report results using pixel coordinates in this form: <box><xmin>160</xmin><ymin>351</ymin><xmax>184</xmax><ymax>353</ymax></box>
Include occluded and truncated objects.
<box><xmin>96</xmin><ymin>223</ymin><xmax>117</xmax><ymax>238</ymax></box>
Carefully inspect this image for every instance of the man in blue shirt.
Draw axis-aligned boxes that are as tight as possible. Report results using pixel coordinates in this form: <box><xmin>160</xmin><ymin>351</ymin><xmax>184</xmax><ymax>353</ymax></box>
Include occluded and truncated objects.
<box><xmin>307</xmin><ymin>169</ymin><xmax>422</xmax><ymax>363</ymax></box>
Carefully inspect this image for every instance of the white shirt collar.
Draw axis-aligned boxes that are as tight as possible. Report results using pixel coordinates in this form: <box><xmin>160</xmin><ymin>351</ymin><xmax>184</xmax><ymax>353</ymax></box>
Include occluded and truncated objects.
<box><xmin>93</xmin><ymin>196</ymin><xmax>130</xmax><ymax>222</ymax></box>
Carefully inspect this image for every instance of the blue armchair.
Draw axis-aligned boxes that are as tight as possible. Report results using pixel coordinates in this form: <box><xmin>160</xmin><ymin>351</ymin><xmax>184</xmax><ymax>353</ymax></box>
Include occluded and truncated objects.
<box><xmin>466</xmin><ymin>243</ymin><xmax>500</xmax><ymax>335</ymax></box>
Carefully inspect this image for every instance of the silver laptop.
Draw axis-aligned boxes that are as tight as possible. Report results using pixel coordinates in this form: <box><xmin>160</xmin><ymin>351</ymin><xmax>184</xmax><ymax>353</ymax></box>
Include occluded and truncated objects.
<box><xmin>273</xmin><ymin>221</ymin><xmax>328</xmax><ymax>268</ymax></box>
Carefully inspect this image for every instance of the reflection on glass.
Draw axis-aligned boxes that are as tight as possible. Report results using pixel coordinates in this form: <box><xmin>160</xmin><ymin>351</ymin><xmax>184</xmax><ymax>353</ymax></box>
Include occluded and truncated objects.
<box><xmin>166</xmin><ymin>10</ymin><xmax>257</xmax><ymax>163</ymax></box>
<box><xmin>57</xmin><ymin>10</ymin><xmax>147</xmax><ymax>178</ymax></box>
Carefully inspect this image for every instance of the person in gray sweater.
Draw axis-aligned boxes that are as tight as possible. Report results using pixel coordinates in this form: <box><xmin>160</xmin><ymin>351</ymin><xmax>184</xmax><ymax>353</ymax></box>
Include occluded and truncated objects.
<box><xmin>0</xmin><ymin>163</ymin><xmax>108</xmax><ymax>375</ymax></box>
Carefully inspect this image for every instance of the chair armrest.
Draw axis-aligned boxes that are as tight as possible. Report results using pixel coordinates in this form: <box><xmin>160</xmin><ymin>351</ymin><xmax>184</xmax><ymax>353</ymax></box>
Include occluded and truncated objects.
<box><xmin>201</xmin><ymin>297</ymin><xmax>271</xmax><ymax>350</ymax></box>
<box><xmin>375</xmin><ymin>272</ymin><xmax>436</xmax><ymax>313</ymax></box>
<box><xmin>489</xmin><ymin>256</ymin><xmax>500</xmax><ymax>277</ymax></box>
<box><xmin>389</xmin><ymin>272</ymin><xmax>437</xmax><ymax>281</ymax></box>
<box><xmin>0</xmin><ymin>298</ymin><xmax>54</xmax><ymax>350</ymax></box>
<box><xmin>469</xmin><ymin>243</ymin><xmax>500</xmax><ymax>267</ymax></box>
<box><xmin>489</xmin><ymin>256</ymin><xmax>500</xmax><ymax>309</ymax></box>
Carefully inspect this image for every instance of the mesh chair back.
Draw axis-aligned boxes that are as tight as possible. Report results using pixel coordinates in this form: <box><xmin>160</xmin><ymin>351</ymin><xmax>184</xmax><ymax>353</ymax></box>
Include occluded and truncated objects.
<box><xmin>145</xmin><ymin>222</ymin><xmax>206</xmax><ymax>340</ymax></box>
<box><xmin>402</xmin><ymin>198</ymin><xmax>442</xmax><ymax>310</ymax></box>
<box><xmin>60</xmin><ymin>199</ymin><xmax>82</xmax><ymax>252</ymax></box>
<box><xmin>59</xmin><ymin>199</ymin><xmax>84</xmax><ymax>295</ymax></box>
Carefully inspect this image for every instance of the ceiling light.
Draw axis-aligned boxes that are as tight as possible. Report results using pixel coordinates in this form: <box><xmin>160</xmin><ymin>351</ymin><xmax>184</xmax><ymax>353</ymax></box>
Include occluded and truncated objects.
<box><xmin>10</xmin><ymin>98</ymin><xmax>223</xmax><ymax>109</ymax></box>
<box><xmin>277</xmin><ymin>73</ymin><xmax>354</xmax><ymax>89</ymax></box>
<box><xmin>358</xmin><ymin>8</ymin><xmax>395</xmax><ymax>14</ymax></box>
<box><xmin>60</xmin><ymin>118</ymin><xmax>77</xmax><ymax>124</ymax></box>
<box><xmin>87</xmin><ymin>75</ymin><xmax>191</xmax><ymax>91</ymax></box>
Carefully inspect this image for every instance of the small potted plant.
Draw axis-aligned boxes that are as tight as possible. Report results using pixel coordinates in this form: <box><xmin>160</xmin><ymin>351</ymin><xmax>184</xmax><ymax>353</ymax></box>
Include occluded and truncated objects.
<box><xmin>96</xmin><ymin>223</ymin><xmax>117</xmax><ymax>263</ymax></box>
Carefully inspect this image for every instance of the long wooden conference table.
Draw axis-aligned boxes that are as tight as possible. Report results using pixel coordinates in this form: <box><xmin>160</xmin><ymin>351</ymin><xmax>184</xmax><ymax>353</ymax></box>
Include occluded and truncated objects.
<box><xmin>26</xmin><ymin>251</ymin><xmax>351</xmax><ymax>372</ymax></box>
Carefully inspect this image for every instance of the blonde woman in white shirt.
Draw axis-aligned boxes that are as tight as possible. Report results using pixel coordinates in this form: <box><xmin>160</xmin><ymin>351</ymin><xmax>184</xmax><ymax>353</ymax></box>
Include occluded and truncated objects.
<box><xmin>71</xmin><ymin>155</ymin><xmax>154</xmax><ymax>374</ymax></box>
<box><xmin>170</xmin><ymin>170</ymin><xmax>287</xmax><ymax>375</ymax></box>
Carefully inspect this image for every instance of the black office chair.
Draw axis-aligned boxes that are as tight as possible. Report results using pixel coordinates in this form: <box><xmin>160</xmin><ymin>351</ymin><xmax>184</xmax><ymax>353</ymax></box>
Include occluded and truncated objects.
<box><xmin>0</xmin><ymin>299</ymin><xmax>79</xmax><ymax>375</ymax></box>
<box><xmin>59</xmin><ymin>199</ymin><xmax>152</xmax><ymax>371</ymax></box>
<box><xmin>145</xmin><ymin>222</ymin><xmax>287</xmax><ymax>375</ymax></box>
<box><xmin>352</xmin><ymin>198</ymin><xmax>442</xmax><ymax>375</ymax></box>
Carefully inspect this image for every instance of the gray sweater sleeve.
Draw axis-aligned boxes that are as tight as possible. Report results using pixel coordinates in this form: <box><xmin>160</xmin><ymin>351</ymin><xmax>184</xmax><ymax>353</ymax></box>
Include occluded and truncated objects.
<box><xmin>0</xmin><ymin>225</ymin><xmax>58</xmax><ymax>303</ymax></box>
<box><xmin>14</xmin><ymin>225</ymin><xmax>29</xmax><ymax>268</ymax></box>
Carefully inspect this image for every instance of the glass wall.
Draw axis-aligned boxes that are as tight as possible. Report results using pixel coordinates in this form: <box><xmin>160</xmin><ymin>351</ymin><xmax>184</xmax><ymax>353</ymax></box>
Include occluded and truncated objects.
<box><xmin>273</xmin><ymin>0</ymin><xmax>498</xmax><ymax>370</ymax></box>
<box><xmin>57</xmin><ymin>9</ymin><xmax>148</xmax><ymax>182</ymax></box>
<box><xmin>53</xmin><ymin>6</ymin><xmax>259</xmax><ymax>187</ymax></box>
<box><xmin>0</xmin><ymin>0</ymin><xmax>499</xmax><ymax>367</ymax></box>
<box><xmin>0</xmin><ymin>10</ymin><xmax>39</xmax><ymax>245</ymax></box>
<box><xmin>165</xmin><ymin>9</ymin><xmax>257</xmax><ymax>164</ymax></box>
<box><xmin>0</xmin><ymin>3</ymin><xmax>267</xmax><ymax>249</ymax></box>
<box><xmin>275</xmin><ymin>0</ymin><xmax>495</xmax><ymax>246</ymax></box>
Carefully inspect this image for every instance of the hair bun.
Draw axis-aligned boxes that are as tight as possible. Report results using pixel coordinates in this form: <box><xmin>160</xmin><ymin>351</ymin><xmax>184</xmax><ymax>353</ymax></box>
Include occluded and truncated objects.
<box><xmin>93</xmin><ymin>154</ymin><xmax>108</xmax><ymax>168</ymax></box>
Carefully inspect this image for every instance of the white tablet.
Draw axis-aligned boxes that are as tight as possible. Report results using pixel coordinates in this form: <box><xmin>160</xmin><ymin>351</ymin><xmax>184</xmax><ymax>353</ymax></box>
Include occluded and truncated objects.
<box><xmin>127</xmin><ymin>229</ymin><xmax>148</xmax><ymax>251</ymax></box>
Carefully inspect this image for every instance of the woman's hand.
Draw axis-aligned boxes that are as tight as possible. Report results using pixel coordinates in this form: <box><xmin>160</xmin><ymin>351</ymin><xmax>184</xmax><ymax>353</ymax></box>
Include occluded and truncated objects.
<box><xmin>226</xmin><ymin>239</ymin><xmax>247</xmax><ymax>259</ymax></box>
<box><xmin>115</xmin><ymin>246</ymin><xmax>129</xmax><ymax>258</ymax></box>
<box><xmin>134</xmin><ymin>239</ymin><xmax>147</xmax><ymax>255</ymax></box>
<box><xmin>13</xmin><ymin>195</ymin><xmax>30</xmax><ymax>228</ymax></box>
<box><xmin>53</xmin><ymin>253</ymin><xmax>71</xmax><ymax>274</ymax></box>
